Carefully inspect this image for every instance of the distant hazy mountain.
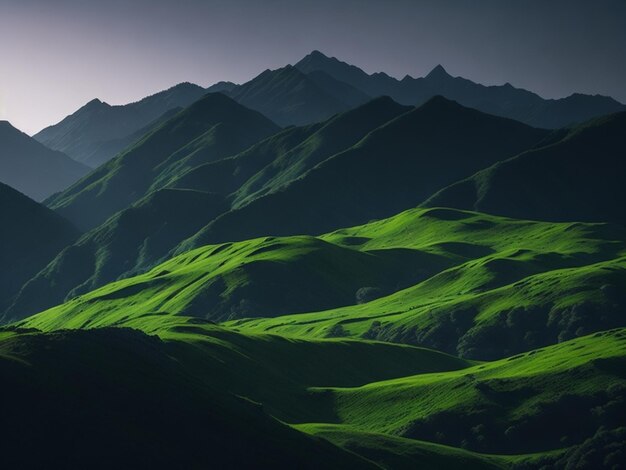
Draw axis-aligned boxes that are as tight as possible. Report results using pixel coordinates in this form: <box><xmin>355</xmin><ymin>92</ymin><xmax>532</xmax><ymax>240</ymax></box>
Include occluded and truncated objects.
<box><xmin>296</xmin><ymin>50</ymin><xmax>625</xmax><ymax>129</ymax></box>
<box><xmin>34</xmin><ymin>82</ymin><xmax>208</xmax><ymax>167</ymax></box>
<box><xmin>0</xmin><ymin>182</ymin><xmax>78</xmax><ymax>317</ymax></box>
<box><xmin>227</xmin><ymin>65</ymin><xmax>370</xmax><ymax>126</ymax></box>
<box><xmin>0</xmin><ymin>121</ymin><xmax>89</xmax><ymax>201</ymax></box>
<box><xmin>424</xmin><ymin>111</ymin><xmax>626</xmax><ymax>224</ymax></box>
<box><xmin>46</xmin><ymin>92</ymin><xmax>279</xmax><ymax>231</ymax></box>
<box><xmin>180</xmin><ymin>96</ymin><xmax>548</xmax><ymax>249</ymax></box>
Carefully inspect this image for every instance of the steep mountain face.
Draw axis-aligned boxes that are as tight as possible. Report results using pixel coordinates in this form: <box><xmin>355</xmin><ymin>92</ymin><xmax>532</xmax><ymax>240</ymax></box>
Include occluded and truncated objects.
<box><xmin>46</xmin><ymin>93</ymin><xmax>279</xmax><ymax>232</ymax></box>
<box><xmin>0</xmin><ymin>121</ymin><xmax>89</xmax><ymax>201</ymax></box>
<box><xmin>296</xmin><ymin>50</ymin><xmax>625</xmax><ymax>129</ymax></box>
<box><xmin>181</xmin><ymin>96</ymin><xmax>548</xmax><ymax>248</ymax></box>
<box><xmin>34</xmin><ymin>82</ymin><xmax>208</xmax><ymax>167</ymax></box>
<box><xmin>227</xmin><ymin>65</ymin><xmax>369</xmax><ymax>126</ymax></box>
<box><xmin>0</xmin><ymin>182</ymin><xmax>78</xmax><ymax>317</ymax></box>
<box><xmin>424</xmin><ymin>111</ymin><xmax>626</xmax><ymax>224</ymax></box>
<box><xmin>9</xmin><ymin>97</ymin><xmax>410</xmax><ymax>319</ymax></box>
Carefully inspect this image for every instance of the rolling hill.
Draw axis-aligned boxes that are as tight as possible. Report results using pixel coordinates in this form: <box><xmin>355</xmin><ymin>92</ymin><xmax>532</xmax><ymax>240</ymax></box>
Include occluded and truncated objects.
<box><xmin>45</xmin><ymin>92</ymin><xmax>279</xmax><ymax>232</ymax></box>
<box><xmin>296</xmin><ymin>50</ymin><xmax>625</xmax><ymax>129</ymax></box>
<box><xmin>34</xmin><ymin>82</ymin><xmax>208</xmax><ymax>167</ymax></box>
<box><xmin>0</xmin><ymin>121</ymin><xmax>89</xmax><ymax>201</ymax></box>
<box><xmin>0</xmin><ymin>182</ymin><xmax>78</xmax><ymax>317</ymax></box>
<box><xmin>424</xmin><ymin>111</ymin><xmax>626</xmax><ymax>224</ymax></box>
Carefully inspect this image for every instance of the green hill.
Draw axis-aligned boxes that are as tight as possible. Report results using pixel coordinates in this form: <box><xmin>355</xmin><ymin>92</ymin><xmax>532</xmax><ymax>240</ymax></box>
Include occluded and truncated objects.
<box><xmin>34</xmin><ymin>82</ymin><xmax>208</xmax><ymax>167</ymax></box>
<box><xmin>0</xmin><ymin>183</ymin><xmax>78</xmax><ymax>317</ymax></box>
<box><xmin>0</xmin><ymin>121</ymin><xmax>89</xmax><ymax>201</ymax></box>
<box><xmin>46</xmin><ymin>93</ymin><xmax>279</xmax><ymax>231</ymax></box>
<box><xmin>21</xmin><ymin>207</ymin><xmax>625</xmax><ymax>361</ymax></box>
<box><xmin>424</xmin><ymin>111</ymin><xmax>626</xmax><ymax>224</ymax></box>
<box><xmin>7</xmin><ymin>97</ymin><xmax>410</xmax><ymax>319</ymax></box>
<box><xmin>179</xmin><ymin>96</ymin><xmax>548</xmax><ymax>248</ymax></box>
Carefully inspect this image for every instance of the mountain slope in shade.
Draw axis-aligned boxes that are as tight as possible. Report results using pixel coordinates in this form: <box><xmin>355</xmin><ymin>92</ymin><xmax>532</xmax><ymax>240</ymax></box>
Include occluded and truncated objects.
<box><xmin>0</xmin><ymin>121</ymin><xmax>89</xmax><ymax>201</ymax></box>
<box><xmin>424</xmin><ymin>111</ymin><xmax>626</xmax><ymax>224</ymax></box>
<box><xmin>34</xmin><ymin>82</ymin><xmax>208</xmax><ymax>167</ymax></box>
<box><xmin>227</xmin><ymin>65</ymin><xmax>369</xmax><ymax>126</ymax></box>
<box><xmin>7</xmin><ymin>189</ymin><xmax>227</xmax><ymax>318</ymax></box>
<box><xmin>46</xmin><ymin>93</ymin><xmax>279</xmax><ymax>232</ymax></box>
<box><xmin>181</xmin><ymin>96</ymin><xmax>548</xmax><ymax>249</ymax></box>
<box><xmin>9</xmin><ymin>97</ymin><xmax>410</xmax><ymax>319</ymax></box>
<box><xmin>0</xmin><ymin>182</ymin><xmax>78</xmax><ymax>316</ymax></box>
<box><xmin>296</xmin><ymin>50</ymin><xmax>625</xmax><ymax>129</ymax></box>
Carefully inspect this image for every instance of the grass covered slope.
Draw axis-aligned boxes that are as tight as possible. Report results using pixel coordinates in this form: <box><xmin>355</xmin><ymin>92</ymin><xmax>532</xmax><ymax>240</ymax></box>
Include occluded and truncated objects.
<box><xmin>46</xmin><ymin>92</ymin><xmax>279</xmax><ymax>231</ymax></box>
<box><xmin>425</xmin><ymin>111</ymin><xmax>626</xmax><ymax>224</ymax></box>
<box><xmin>181</xmin><ymin>96</ymin><xmax>548</xmax><ymax>248</ymax></box>
<box><xmin>23</xmin><ymin>207</ymin><xmax>626</xmax><ymax>361</ymax></box>
<box><xmin>299</xmin><ymin>329</ymin><xmax>626</xmax><ymax>460</ymax></box>
<box><xmin>0</xmin><ymin>121</ymin><xmax>89</xmax><ymax>201</ymax></box>
<box><xmin>7</xmin><ymin>97</ymin><xmax>412</xmax><ymax>320</ymax></box>
<box><xmin>0</xmin><ymin>183</ymin><xmax>79</xmax><ymax>317</ymax></box>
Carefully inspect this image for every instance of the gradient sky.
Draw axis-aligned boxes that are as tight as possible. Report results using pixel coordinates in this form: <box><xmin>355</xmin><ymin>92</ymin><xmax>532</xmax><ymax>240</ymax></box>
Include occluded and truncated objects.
<box><xmin>1</xmin><ymin>0</ymin><xmax>625</xmax><ymax>135</ymax></box>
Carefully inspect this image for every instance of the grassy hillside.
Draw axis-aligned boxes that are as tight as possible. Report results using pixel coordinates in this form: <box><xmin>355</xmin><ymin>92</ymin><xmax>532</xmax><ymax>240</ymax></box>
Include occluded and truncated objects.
<box><xmin>8</xmin><ymin>98</ymin><xmax>411</xmax><ymax>320</ymax></box>
<box><xmin>46</xmin><ymin>92</ymin><xmax>279</xmax><ymax>231</ymax></box>
<box><xmin>0</xmin><ymin>183</ymin><xmax>78</xmax><ymax>317</ymax></box>
<box><xmin>425</xmin><ymin>111</ymin><xmax>626</xmax><ymax>224</ymax></box>
<box><xmin>0</xmin><ymin>121</ymin><xmax>89</xmax><ymax>201</ymax></box>
<box><xmin>20</xmin><ymin>207</ymin><xmax>626</xmax><ymax>361</ymax></box>
<box><xmin>180</xmin><ymin>96</ymin><xmax>547</xmax><ymax>249</ymax></box>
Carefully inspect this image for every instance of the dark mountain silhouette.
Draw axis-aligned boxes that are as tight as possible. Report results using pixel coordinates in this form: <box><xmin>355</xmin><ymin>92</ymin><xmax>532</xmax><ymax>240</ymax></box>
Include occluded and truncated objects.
<box><xmin>0</xmin><ymin>121</ymin><xmax>89</xmax><ymax>201</ymax></box>
<box><xmin>226</xmin><ymin>65</ymin><xmax>369</xmax><ymax>126</ymax></box>
<box><xmin>296</xmin><ymin>50</ymin><xmax>625</xmax><ymax>129</ymax></box>
<box><xmin>424</xmin><ymin>111</ymin><xmax>626</xmax><ymax>224</ymax></box>
<box><xmin>0</xmin><ymin>182</ymin><xmax>78</xmax><ymax>317</ymax></box>
<box><xmin>46</xmin><ymin>93</ymin><xmax>279</xmax><ymax>232</ymax></box>
<box><xmin>34</xmin><ymin>82</ymin><xmax>208</xmax><ymax>167</ymax></box>
<box><xmin>179</xmin><ymin>96</ymin><xmax>548</xmax><ymax>249</ymax></box>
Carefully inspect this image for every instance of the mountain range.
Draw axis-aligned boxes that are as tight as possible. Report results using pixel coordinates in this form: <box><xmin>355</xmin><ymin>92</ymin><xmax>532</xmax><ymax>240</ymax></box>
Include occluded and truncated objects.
<box><xmin>2</xmin><ymin>50</ymin><xmax>625</xmax><ymax>469</ymax></box>
<box><xmin>31</xmin><ymin>50</ymin><xmax>623</xmax><ymax>169</ymax></box>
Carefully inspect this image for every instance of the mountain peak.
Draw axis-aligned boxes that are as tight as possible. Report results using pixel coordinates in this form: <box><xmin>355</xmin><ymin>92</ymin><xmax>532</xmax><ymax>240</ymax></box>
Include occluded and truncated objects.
<box><xmin>425</xmin><ymin>64</ymin><xmax>450</xmax><ymax>80</ymax></box>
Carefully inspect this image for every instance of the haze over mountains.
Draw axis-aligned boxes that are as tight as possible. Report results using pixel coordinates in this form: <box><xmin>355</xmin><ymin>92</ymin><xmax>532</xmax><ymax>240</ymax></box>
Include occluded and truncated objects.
<box><xmin>2</xmin><ymin>48</ymin><xmax>626</xmax><ymax>468</ymax></box>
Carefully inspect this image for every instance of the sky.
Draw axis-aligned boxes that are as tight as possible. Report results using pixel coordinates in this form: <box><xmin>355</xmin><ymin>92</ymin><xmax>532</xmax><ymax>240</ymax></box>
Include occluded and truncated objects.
<box><xmin>1</xmin><ymin>0</ymin><xmax>625</xmax><ymax>135</ymax></box>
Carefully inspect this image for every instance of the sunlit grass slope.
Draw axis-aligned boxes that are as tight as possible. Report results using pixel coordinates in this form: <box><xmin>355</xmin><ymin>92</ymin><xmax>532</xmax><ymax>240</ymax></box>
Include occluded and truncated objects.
<box><xmin>23</xmin><ymin>206</ymin><xmax>623</xmax><ymax>359</ymax></box>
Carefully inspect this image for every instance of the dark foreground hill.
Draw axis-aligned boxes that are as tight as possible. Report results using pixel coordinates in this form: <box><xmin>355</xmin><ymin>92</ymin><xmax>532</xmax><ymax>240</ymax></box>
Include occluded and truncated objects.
<box><xmin>0</xmin><ymin>183</ymin><xmax>78</xmax><ymax>317</ymax></box>
<box><xmin>0</xmin><ymin>121</ymin><xmax>89</xmax><ymax>201</ymax></box>
<box><xmin>34</xmin><ymin>82</ymin><xmax>208</xmax><ymax>167</ymax></box>
<box><xmin>296</xmin><ymin>50</ymin><xmax>625</xmax><ymax>129</ymax></box>
<box><xmin>0</xmin><ymin>327</ymin><xmax>374</xmax><ymax>469</ymax></box>
<box><xmin>425</xmin><ymin>111</ymin><xmax>626</xmax><ymax>224</ymax></box>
